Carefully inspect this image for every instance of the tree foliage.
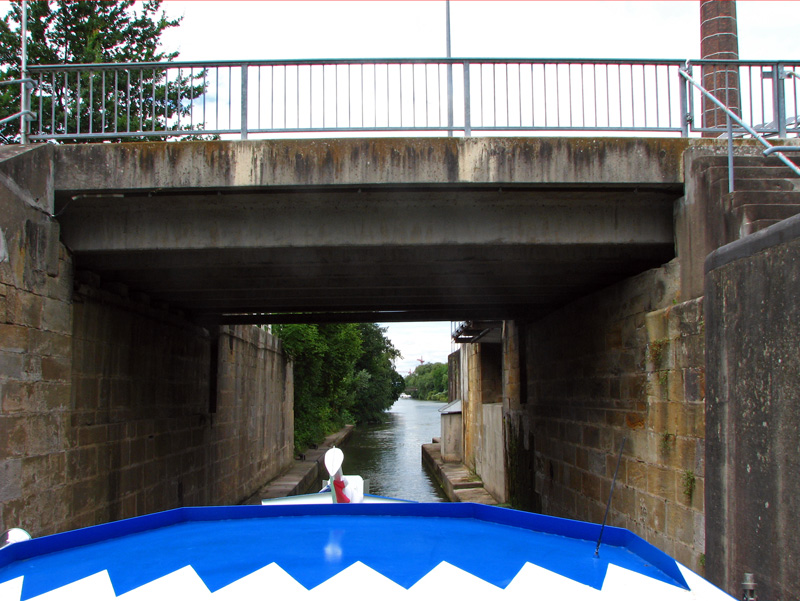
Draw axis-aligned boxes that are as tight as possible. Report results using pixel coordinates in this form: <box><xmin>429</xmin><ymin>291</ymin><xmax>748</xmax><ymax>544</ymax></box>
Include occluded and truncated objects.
<box><xmin>273</xmin><ymin>323</ymin><xmax>404</xmax><ymax>452</ymax></box>
<box><xmin>404</xmin><ymin>362</ymin><xmax>448</xmax><ymax>401</ymax></box>
<box><xmin>352</xmin><ymin>323</ymin><xmax>405</xmax><ymax>424</ymax></box>
<box><xmin>0</xmin><ymin>0</ymin><xmax>204</xmax><ymax>142</ymax></box>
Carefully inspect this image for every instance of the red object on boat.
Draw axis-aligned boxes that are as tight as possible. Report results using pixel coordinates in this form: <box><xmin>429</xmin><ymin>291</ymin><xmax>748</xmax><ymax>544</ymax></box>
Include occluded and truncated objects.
<box><xmin>333</xmin><ymin>480</ymin><xmax>351</xmax><ymax>503</ymax></box>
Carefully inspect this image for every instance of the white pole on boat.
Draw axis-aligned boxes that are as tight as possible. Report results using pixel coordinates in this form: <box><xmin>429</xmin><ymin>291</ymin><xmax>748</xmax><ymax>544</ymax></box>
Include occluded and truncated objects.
<box><xmin>324</xmin><ymin>447</ymin><xmax>344</xmax><ymax>478</ymax></box>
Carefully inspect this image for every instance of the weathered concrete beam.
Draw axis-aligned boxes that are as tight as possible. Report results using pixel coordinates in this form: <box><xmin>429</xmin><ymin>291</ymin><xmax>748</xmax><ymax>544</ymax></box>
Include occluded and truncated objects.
<box><xmin>46</xmin><ymin>137</ymin><xmax>691</xmax><ymax>321</ymax></box>
<box><xmin>52</xmin><ymin>137</ymin><xmax>688</xmax><ymax>191</ymax></box>
<box><xmin>56</xmin><ymin>188</ymin><xmax>675</xmax><ymax>252</ymax></box>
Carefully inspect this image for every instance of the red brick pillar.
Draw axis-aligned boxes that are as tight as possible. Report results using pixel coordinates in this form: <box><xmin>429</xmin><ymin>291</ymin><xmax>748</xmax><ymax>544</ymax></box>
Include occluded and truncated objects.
<box><xmin>700</xmin><ymin>0</ymin><xmax>740</xmax><ymax>136</ymax></box>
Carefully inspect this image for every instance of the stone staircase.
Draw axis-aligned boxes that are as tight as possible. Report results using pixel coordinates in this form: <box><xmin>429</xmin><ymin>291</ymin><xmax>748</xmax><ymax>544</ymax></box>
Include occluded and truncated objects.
<box><xmin>708</xmin><ymin>158</ymin><xmax>800</xmax><ymax>242</ymax></box>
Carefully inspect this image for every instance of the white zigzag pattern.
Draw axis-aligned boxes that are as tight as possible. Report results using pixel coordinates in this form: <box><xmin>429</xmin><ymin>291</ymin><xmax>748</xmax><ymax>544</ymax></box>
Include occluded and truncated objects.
<box><xmin>0</xmin><ymin>576</ymin><xmax>23</xmax><ymax>601</ymax></box>
<box><xmin>4</xmin><ymin>560</ymin><xmax>736</xmax><ymax>601</ymax></box>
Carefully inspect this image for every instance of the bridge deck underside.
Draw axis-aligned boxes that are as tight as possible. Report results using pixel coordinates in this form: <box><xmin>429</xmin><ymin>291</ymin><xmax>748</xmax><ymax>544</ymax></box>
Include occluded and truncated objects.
<box><xmin>57</xmin><ymin>185</ymin><xmax>678</xmax><ymax>324</ymax></box>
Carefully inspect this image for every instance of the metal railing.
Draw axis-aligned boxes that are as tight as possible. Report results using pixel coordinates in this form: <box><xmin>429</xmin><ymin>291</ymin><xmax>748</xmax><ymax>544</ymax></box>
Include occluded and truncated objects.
<box><xmin>679</xmin><ymin>64</ymin><xmax>800</xmax><ymax>193</ymax></box>
<box><xmin>684</xmin><ymin>59</ymin><xmax>800</xmax><ymax>138</ymax></box>
<box><xmin>0</xmin><ymin>78</ymin><xmax>36</xmax><ymax>127</ymax></box>
<box><xmin>1</xmin><ymin>58</ymin><xmax>799</xmax><ymax>142</ymax></box>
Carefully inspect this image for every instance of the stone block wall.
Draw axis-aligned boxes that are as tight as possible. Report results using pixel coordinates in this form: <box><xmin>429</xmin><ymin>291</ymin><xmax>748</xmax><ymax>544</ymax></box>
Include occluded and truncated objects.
<box><xmin>507</xmin><ymin>259</ymin><xmax>707</xmax><ymax>572</ymax></box>
<box><xmin>642</xmin><ymin>297</ymin><xmax>706</xmax><ymax>567</ymax></box>
<box><xmin>1</xmin><ymin>145</ymin><xmax>74</xmax><ymax>535</ymax></box>
<box><xmin>4</xmin><ymin>277</ymin><xmax>294</xmax><ymax>537</ymax></box>
<box><xmin>0</xmin><ymin>243</ymin><xmax>72</xmax><ymax>535</ymax></box>
<box><xmin>442</xmin><ymin>351</ymin><xmax>463</xmax><ymax>463</ymax></box>
<box><xmin>478</xmin><ymin>403</ymin><xmax>507</xmax><ymax>502</ymax></box>
<box><xmin>705</xmin><ymin>214</ymin><xmax>800</xmax><ymax>601</ymax></box>
<box><xmin>461</xmin><ymin>344</ymin><xmax>481</xmax><ymax>472</ymax></box>
<box><xmin>440</xmin><ymin>411</ymin><xmax>462</xmax><ymax>463</ymax></box>
<box><xmin>209</xmin><ymin>325</ymin><xmax>293</xmax><ymax>505</ymax></box>
<box><xmin>67</xmin><ymin>283</ymin><xmax>213</xmax><ymax>529</ymax></box>
<box><xmin>447</xmin><ymin>350</ymin><xmax>461</xmax><ymax>404</ymax></box>
<box><xmin>1</xmin><ymin>147</ymin><xmax>294</xmax><ymax>537</ymax></box>
<box><xmin>461</xmin><ymin>342</ymin><xmax>507</xmax><ymax>501</ymax></box>
<box><xmin>462</xmin><ymin>342</ymin><xmax>500</xmax><ymax>470</ymax></box>
<box><xmin>503</xmin><ymin>320</ymin><xmax>538</xmax><ymax>512</ymax></box>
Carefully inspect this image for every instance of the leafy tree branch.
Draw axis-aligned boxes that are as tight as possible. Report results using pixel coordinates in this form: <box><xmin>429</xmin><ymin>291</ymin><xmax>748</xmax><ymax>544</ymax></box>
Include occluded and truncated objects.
<box><xmin>1</xmin><ymin>0</ymin><xmax>210</xmax><ymax>142</ymax></box>
<box><xmin>274</xmin><ymin>323</ymin><xmax>404</xmax><ymax>453</ymax></box>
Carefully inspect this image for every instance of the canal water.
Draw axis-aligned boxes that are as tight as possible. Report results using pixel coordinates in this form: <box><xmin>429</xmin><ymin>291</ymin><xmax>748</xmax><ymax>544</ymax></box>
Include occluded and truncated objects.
<box><xmin>342</xmin><ymin>397</ymin><xmax>449</xmax><ymax>502</ymax></box>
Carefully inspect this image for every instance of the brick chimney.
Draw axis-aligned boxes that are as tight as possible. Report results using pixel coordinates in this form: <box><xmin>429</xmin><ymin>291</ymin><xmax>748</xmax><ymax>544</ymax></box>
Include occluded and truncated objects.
<box><xmin>700</xmin><ymin>1</ymin><xmax>740</xmax><ymax>135</ymax></box>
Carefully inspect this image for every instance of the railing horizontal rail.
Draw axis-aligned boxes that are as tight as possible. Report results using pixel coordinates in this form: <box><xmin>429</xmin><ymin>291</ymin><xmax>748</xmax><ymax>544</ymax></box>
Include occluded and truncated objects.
<box><xmin>689</xmin><ymin>59</ymin><xmax>800</xmax><ymax>66</ymax></box>
<box><xmin>0</xmin><ymin>58</ymin><xmax>796</xmax><ymax>142</ymax></box>
<box><xmin>27</xmin><ymin>58</ymin><xmax>689</xmax><ymax>71</ymax></box>
<box><xmin>0</xmin><ymin>78</ymin><xmax>36</xmax><ymax>86</ymax></box>
<box><xmin>0</xmin><ymin>110</ymin><xmax>34</xmax><ymax>126</ymax></box>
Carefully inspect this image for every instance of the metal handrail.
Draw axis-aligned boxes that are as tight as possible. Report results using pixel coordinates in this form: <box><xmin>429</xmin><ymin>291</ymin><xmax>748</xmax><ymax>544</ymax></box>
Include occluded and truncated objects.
<box><xmin>763</xmin><ymin>146</ymin><xmax>800</xmax><ymax>155</ymax></box>
<box><xmin>0</xmin><ymin>78</ymin><xmax>36</xmax><ymax>86</ymax></box>
<box><xmin>18</xmin><ymin>58</ymin><xmax>690</xmax><ymax>141</ymax></box>
<box><xmin>0</xmin><ymin>78</ymin><xmax>37</xmax><ymax>132</ymax></box>
<box><xmin>28</xmin><ymin>57</ymin><xmax>692</xmax><ymax>70</ymax></box>
<box><xmin>0</xmin><ymin>110</ymin><xmax>35</xmax><ymax>126</ymax></box>
<box><xmin>679</xmin><ymin>66</ymin><xmax>800</xmax><ymax>192</ymax></box>
<box><xmin>683</xmin><ymin>59</ymin><xmax>800</xmax><ymax>138</ymax></box>
<box><xmin>1</xmin><ymin>58</ymin><xmax>798</xmax><ymax>143</ymax></box>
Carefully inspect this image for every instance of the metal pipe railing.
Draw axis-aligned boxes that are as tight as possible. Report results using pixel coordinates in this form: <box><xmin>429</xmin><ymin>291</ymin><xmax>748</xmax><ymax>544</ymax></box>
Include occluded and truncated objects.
<box><xmin>679</xmin><ymin>66</ymin><xmax>800</xmax><ymax>192</ymax></box>
<box><xmin>0</xmin><ymin>78</ymin><xmax>36</xmax><ymax>127</ymax></box>
<box><xmin>685</xmin><ymin>59</ymin><xmax>800</xmax><ymax>138</ymax></box>
<box><xmin>763</xmin><ymin>145</ymin><xmax>800</xmax><ymax>156</ymax></box>
<box><xmin>1</xmin><ymin>58</ymin><xmax>798</xmax><ymax>143</ymax></box>
<box><xmin>17</xmin><ymin>58</ymin><xmax>689</xmax><ymax>141</ymax></box>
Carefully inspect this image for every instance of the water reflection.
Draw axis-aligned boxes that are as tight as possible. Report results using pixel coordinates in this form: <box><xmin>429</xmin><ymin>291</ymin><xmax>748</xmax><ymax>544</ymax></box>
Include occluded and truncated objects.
<box><xmin>342</xmin><ymin>397</ymin><xmax>449</xmax><ymax>502</ymax></box>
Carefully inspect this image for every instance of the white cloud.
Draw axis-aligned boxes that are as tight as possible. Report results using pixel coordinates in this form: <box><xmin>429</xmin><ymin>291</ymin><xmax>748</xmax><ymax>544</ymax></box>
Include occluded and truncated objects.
<box><xmin>379</xmin><ymin>321</ymin><xmax>453</xmax><ymax>376</ymax></box>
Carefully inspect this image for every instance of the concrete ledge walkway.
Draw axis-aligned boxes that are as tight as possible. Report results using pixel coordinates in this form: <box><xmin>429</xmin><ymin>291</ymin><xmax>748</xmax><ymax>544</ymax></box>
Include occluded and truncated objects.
<box><xmin>422</xmin><ymin>439</ymin><xmax>498</xmax><ymax>505</ymax></box>
<box><xmin>243</xmin><ymin>426</ymin><xmax>354</xmax><ymax>505</ymax></box>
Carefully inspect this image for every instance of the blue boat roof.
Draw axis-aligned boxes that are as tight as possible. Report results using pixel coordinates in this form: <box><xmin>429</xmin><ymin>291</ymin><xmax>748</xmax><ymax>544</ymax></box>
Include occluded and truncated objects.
<box><xmin>0</xmin><ymin>503</ymin><xmax>725</xmax><ymax>600</ymax></box>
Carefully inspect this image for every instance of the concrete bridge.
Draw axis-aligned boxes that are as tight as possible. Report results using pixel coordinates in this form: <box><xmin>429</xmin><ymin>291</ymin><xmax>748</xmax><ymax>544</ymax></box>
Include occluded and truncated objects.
<box><xmin>50</xmin><ymin>137</ymin><xmax>681</xmax><ymax>324</ymax></box>
<box><xmin>2</xmin><ymin>135</ymin><xmax>800</xmax><ymax>601</ymax></box>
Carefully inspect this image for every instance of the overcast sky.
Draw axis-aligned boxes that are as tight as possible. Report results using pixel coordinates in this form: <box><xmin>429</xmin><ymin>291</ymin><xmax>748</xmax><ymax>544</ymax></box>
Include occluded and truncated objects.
<box><xmin>5</xmin><ymin>1</ymin><xmax>798</xmax><ymax>60</ymax></box>
<box><xmin>158</xmin><ymin>2</ymin><xmax>800</xmax><ymax>62</ymax></box>
<box><xmin>4</xmin><ymin>1</ymin><xmax>799</xmax><ymax>376</ymax></box>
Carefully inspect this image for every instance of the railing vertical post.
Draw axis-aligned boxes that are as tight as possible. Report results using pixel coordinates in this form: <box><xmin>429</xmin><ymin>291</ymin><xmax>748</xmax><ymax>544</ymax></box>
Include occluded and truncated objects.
<box><xmin>20</xmin><ymin>0</ymin><xmax>29</xmax><ymax>145</ymax></box>
<box><xmin>445</xmin><ymin>0</ymin><xmax>453</xmax><ymax>137</ymax></box>
<box><xmin>679</xmin><ymin>65</ymin><xmax>689</xmax><ymax>137</ymax></box>
<box><xmin>241</xmin><ymin>63</ymin><xmax>249</xmax><ymax>140</ymax></box>
<box><xmin>776</xmin><ymin>62</ymin><xmax>787</xmax><ymax>138</ymax></box>
<box><xmin>462</xmin><ymin>61</ymin><xmax>471</xmax><ymax>137</ymax></box>
<box><xmin>727</xmin><ymin>114</ymin><xmax>734</xmax><ymax>194</ymax></box>
<box><xmin>447</xmin><ymin>62</ymin><xmax>454</xmax><ymax>137</ymax></box>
